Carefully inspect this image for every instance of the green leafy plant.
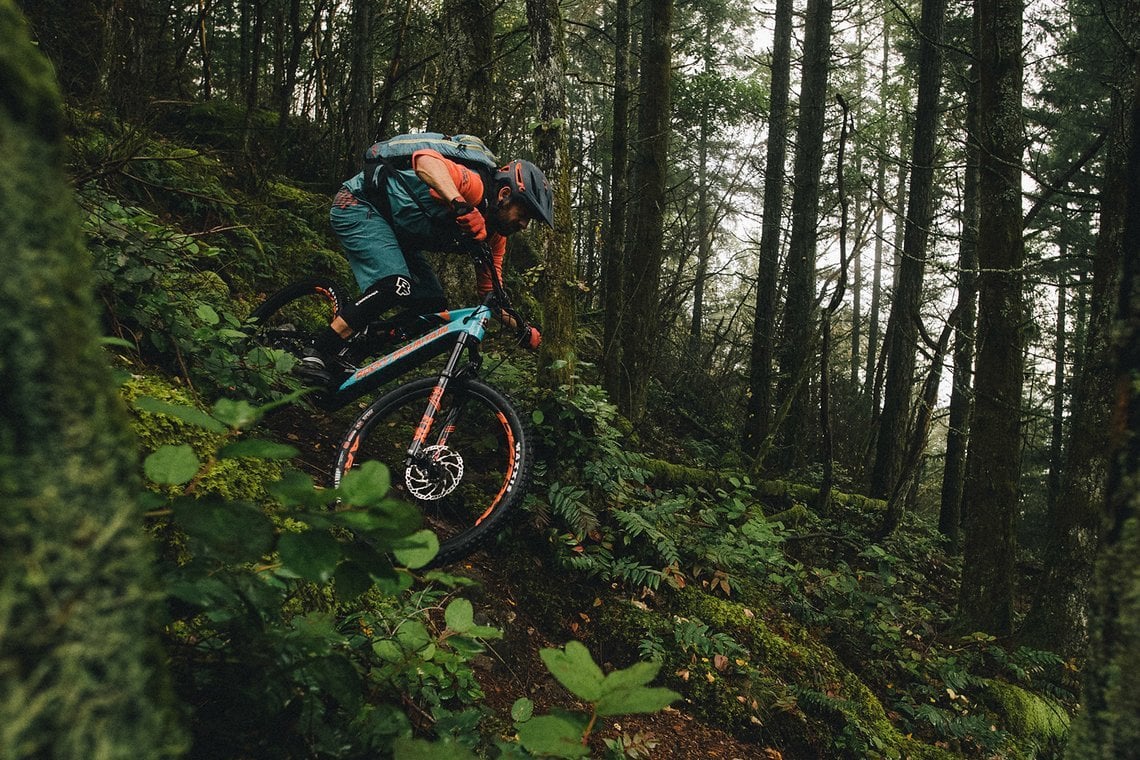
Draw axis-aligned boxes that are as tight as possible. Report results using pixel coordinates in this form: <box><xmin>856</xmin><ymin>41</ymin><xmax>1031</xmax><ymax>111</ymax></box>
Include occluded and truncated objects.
<box><xmin>369</xmin><ymin>597</ymin><xmax>503</xmax><ymax>710</ymax></box>
<box><xmin>510</xmin><ymin>641</ymin><xmax>679</xmax><ymax>758</ymax></box>
<box><xmin>133</xmin><ymin>392</ymin><xmax>524</xmax><ymax>757</ymax></box>
<box><xmin>82</xmin><ymin>189</ymin><xmax>273</xmax><ymax>398</ymax></box>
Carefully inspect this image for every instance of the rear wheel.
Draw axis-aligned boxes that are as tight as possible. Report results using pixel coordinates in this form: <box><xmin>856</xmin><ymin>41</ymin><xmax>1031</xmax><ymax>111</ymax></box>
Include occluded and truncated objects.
<box><xmin>333</xmin><ymin>376</ymin><xmax>532</xmax><ymax>567</ymax></box>
<box><xmin>245</xmin><ymin>277</ymin><xmax>347</xmax><ymax>375</ymax></box>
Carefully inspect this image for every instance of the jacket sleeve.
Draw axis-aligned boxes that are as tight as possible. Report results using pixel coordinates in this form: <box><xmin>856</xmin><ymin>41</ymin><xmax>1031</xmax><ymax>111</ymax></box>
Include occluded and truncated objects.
<box><xmin>410</xmin><ymin>149</ymin><xmax>485</xmax><ymax>206</ymax></box>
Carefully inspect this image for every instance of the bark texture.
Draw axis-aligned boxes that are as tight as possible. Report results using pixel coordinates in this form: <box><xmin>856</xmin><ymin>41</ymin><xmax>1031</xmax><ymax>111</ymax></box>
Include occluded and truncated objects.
<box><xmin>601</xmin><ymin>0</ymin><xmax>631</xmax><ymax>404</ymax></box>
<box><xmin>617</xmin><ymin>0</ymin><xmax>673</xmax><ymax>422</ymax></box>
<box><xmin>742</xmin><ymin>0</ymin><xmax>792</xmax><ymax>456</ymax></box>
<box><xmin>0</xmin><ymin>3</ymin><xmax>183</xmax><ymax>756</ymax></box>
<box><xmin>1064</xmin><ymin>53</ymin><xmax>1140</xmax><ymax>759</ymax></box>
<box><xmin>957</xmin><ymin>0</ymin><xmax>1024</xmax><ymax>636</ymax></box>
<box><xmin>772</xmin><ymin>0</ymin><xmax>833</xmax><ymax>469</ymax></box>
<box><xmin>526</xmin><ymin>0</ymin><xmax>577</xmax><ymax>388</ymax></box>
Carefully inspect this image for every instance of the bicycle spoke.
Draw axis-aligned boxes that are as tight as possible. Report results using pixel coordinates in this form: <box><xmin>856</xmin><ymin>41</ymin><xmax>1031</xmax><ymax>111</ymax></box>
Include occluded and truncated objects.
<box><xmin>335</xmin><ymin>377</ymin><xmax>530</xmax><ymax>566</ymax></box>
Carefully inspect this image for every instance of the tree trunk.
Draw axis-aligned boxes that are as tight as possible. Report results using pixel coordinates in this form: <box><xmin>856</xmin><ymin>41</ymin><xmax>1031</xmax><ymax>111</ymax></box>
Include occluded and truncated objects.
<box><xmin>687</xmin><ymin>25</ymin><xmax>714</xmax><ymax>364</ymax></box>
<box><xmin>817</xmin><ymin>95</ymin><xmax>852</xmax><ymax>515</ymax></box>
<box><xmin>616</xmin><ymin>0</ymin><xmax>673</xmax><ymax>423</ymax></box>
<box><xmin>0</xmin><ymin>5</ymin><xmax>183</xmax><ymax>754</ymax></box>
<box><xmin>1064</xmin><ymin>53</ymin><xmax>1140</xmax><ymax>758</ymax></box>
<box><xmin>1021</xmin><ymin>85</ymin><xmax>1131</xmax><ymax>659</ymax></box>
<box><xmin>883</xmin><ymin>314</ymin><xmax>957</xmax><ymax>536</ymax></box>
<box><xmin>424</xmin><ymin>0</ymin><xmax>497</xmax><ymax>303</ymax></box>
<box><xmin>275</xmin><ymin>0</ymin><xmax>321</xmax><ymax>152</ymax></box>
<box><xmin>601</xmin><ymin>0</ymin><xmax>631</xmax><ymax>404</ymax></box>
<box><xmin>742</xmin><ymin>0</ymin><xmax>792</xmax><ymax>456</ymax></box>
<box><xmin>869</xmin><ymin>0</ymin><xmax>948</xmax><ymax>498</ymax></box>
<box><xmin>526</xmin><ymin>0</ymin><xmax>576</xmax><ymax>389</ymax></box>
<box><xmin>428</xmin><ymin>0</ymin><xmax>494</xmax><ymax>137</ymax></box>
<box><xmin>197</xmin><ymin>0</ymin><xmax>211</xmax><ymax>99</ymax></box>
<box><xmin>342</xmin><ymin>0</ymin><xmax>372</xmax><ymax>179</ymax></box>
<box><xmin>863</xmin><ymin>20</ymin><xmax>891</xmax><ymax>412</ymax></box>
<box><xmin>1047</xmin><ymin>258</ymin><xmax>1067</xmax><ymax>510</ymax></box>
<box><xmin>939</xmin><ymin>59</ymin><xmax>980</xmax><ymax>549</ymax></box>
<box><xmin>243</xmin><ymin>0</ymin><xmax>266</xmax><ymax>164</ymax></box>
<box><xmin>375</xmin><ymin>0</ymin><xmax>415</xmax><ymax>137</ymax></box>
<box><xmin>688</xmin><ymin>107</ymin><xmax>712</xmax><ymax>362</ymax></box>
<box><xmin>957</xmin><ymin>0</ymin><xmax>1024</xmax><ymax>637</ymax></box>
<box><xmin>771</xmin><ymin>0</ymin><xmax>833</xmax><ymax>470</ymax></box>
<box><xmin>849</xmin><ymin>26</ymin><xmax>866</xmax><ymax>391</ymax></box>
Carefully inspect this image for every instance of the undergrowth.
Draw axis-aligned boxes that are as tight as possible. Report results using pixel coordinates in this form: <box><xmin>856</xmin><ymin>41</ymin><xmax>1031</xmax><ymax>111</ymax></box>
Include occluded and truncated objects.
<box><xmin>81</xmin><ymin>111</ymin><xmax>1078</xmax><ymax>759</ymax></box>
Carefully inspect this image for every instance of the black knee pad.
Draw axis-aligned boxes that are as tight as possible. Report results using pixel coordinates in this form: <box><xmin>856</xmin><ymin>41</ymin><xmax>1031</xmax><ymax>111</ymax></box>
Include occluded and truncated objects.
<box><xmin>339</xmin><ymin>275</ymin><xmax>446</xmax><ymax>330</ymax></box>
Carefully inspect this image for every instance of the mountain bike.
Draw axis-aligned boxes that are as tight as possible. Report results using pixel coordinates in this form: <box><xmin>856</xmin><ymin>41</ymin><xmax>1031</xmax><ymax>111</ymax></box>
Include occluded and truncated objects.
<box><xmin>247</xmin><ymin>246</ymin><xmax>535</xmax><ymax>567</ymax></box>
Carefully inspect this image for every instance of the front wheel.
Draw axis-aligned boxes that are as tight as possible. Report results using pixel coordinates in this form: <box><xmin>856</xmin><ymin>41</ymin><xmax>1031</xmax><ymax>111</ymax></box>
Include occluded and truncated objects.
<box><xmin>333</xmin><ymin>376</ymin><xmax>532</xmax><ymax>567</ymax></box>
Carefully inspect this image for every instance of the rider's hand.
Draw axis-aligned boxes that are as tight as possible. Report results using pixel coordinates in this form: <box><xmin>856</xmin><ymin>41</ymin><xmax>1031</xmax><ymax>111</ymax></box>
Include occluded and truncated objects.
<box><xmin>518</xmin><ymin>325</ymin><xmax>542</xmax><ymax>351</ymax></box>
<box><xmin>451</xmin><ymin>200</ymin><xmax>487</xmax><ymax>241</ymax></box>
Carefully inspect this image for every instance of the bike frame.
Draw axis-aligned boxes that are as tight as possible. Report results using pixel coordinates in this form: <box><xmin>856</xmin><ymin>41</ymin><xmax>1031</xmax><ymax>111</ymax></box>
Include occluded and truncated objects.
<box><xmin>314</xmin><ymin>246</ymin><xmax>520</xmax><ymax>471</ymax></box>
<box><xmin>333</xmin><ymin>303</ymin><xmax>491</xmax><ymax>399</ymax></box>
<box><xmin>322</xmin><ymin>302</ymin><xmax>501</xmax><ymax>477</ymax></box>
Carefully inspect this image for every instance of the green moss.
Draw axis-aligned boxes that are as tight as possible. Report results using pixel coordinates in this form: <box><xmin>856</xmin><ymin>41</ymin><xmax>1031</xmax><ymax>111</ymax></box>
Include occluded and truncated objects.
<box><xmin>120</xmin><ymin>372</ymin><xmax>283</xmax><ymax>503</ymax></box>
<box><xmin>267</xmin><ymin>179</ymin><xmax>329</xmax><ymax>211</ymax></box>
<box><xmin>754</xmin><ymin>479</ymin><xmax>886</xmax><ymax>513</ymax></box>
<box><xmin>161</xmin><ymin>269</ymin><xmax>231</xmax><ymax>307</ymax></box>
<box><xmin>634</xmin><ymin>456</ymin><xmax>887</xmax><ymax>516</ymax></box>
<box><xmin>766</xmin><ymin>503</ymin><xmax>813</xmax><ymax>526</ymax></box>
<box><xmin>980</xmin><ymin>679</ymin><xmax>1069</xmax><ymax>749</ymax></box>
<box><xmin>0</xmin><ymin>2</ymin><xmax>62</xmax><ymax>139</ymax></box>
<box><xmin>676</xmin><ymin>589</ymin><xmax>962</xmax><ymax>760</ymax></box>
<box><xmin>275</xmin><ymin>240</ymin><xmax>351</xmax><ymax>282</ymax></box>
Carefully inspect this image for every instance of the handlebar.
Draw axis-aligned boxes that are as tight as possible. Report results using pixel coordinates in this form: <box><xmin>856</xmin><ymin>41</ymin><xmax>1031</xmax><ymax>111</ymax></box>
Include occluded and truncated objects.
<box><xmin>467</xmin><ymin>242</ymin><xmax>540</xmax><ymax>350</ymax></box>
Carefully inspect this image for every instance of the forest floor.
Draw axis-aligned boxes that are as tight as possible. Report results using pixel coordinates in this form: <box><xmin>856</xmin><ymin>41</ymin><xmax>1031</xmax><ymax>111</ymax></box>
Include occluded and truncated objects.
<box><xmin>267</xmin><ymin>404</ymin><xmax>782</xmax><ymax>759</ymax></box>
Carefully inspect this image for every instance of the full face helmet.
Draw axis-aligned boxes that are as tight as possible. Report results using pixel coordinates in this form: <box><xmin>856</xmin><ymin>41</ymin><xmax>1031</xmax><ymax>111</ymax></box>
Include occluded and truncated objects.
<box><xmin>496</xmin><ymin>159</ymin><xmax>555</xmax><ymax>228</ymax></box>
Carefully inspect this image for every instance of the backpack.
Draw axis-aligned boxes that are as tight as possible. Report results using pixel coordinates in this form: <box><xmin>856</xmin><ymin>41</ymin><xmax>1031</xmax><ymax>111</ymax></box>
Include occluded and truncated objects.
<box><xmin>362</xmin><ymin>132</ymin><xmax>500</xmax><ymax>197</ymax></box>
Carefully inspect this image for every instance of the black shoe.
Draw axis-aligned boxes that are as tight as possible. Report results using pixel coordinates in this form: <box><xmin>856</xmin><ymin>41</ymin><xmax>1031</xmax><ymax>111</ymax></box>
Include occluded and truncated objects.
<box><xmin>295</xmin><ymin>347</ymin><xmax>334</xmax><ymax>386</ymax></box>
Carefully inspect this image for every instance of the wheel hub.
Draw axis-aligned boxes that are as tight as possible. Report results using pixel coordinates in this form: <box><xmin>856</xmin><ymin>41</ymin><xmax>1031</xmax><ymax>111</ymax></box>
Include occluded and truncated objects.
<box><xmin>406</xmin><ymin>445</ymin><xmax>464</xmax><ymax>500</ymax></box>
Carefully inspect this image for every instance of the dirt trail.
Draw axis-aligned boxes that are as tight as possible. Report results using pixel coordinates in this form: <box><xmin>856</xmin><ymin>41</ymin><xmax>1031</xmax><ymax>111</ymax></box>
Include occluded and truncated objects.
<box><xmin>267</xmin><ymin>404</ymin><xmax>780</xmax><ymax>759</ymax></box>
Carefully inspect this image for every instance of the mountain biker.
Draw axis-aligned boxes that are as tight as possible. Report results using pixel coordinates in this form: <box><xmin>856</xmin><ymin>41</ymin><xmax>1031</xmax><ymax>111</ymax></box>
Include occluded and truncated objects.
<box><xmin>299</xmin><ymin>150</ymin><xmax>554</xmax><ymax>385</ymax></box>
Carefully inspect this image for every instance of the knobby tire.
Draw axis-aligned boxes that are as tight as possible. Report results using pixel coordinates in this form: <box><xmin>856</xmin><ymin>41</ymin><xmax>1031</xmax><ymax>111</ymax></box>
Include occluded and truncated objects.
<box><xmin>333</xmin><ymin>375</ymin><xmax>532</xmax><ymax>567</ymax></box>
<box><xmin>247</xmin><ymin>276</ymin><xmax>347</xmax><ymax>360</ymax></box>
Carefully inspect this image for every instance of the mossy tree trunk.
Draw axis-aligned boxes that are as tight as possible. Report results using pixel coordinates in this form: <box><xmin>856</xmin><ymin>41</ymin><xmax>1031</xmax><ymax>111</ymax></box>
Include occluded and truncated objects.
<box><xmin>616</xmin><ymin>0</ymin><xmax>673</xmax><ymax>423</ymax></box>
<box><xmin>771</xmin><ymin>0</ymin><xmax>832</xmax><ymax>470</ymax></box>
<box><xmin>938</xmin><ymin>56</ymin><xmax>979</xmax><ymax>551</ymax></box>
<box><xmin>600</xmin><ymin>0</ymin><xmax>631</xmax><ymax>404</ymax></box>
<box><xmin>427</xmin><ymin>0</ymin><xmax>494</xmax><ymax>138</ymax></box>
<box><xmin>526</xmin><ymin>0</ymin><xmax>577</xmax><ymax>388</ymax></box>
<box><xmin>341</xmin><ymin>0</ymin><xmax>372</xmax><ymax>180</ymax></box>
<box><xmin>0</xmin><ymin>4</ymin><xmax>184</xmax><ymax>756</ymax></box>
<box><xmin>741</xmin><ymin>0</ymin><xmax>792</xmax><ymax>457</ymax></box>
<box><xmin>1065</xmin><ymin>51</ymin><xmax>1140</xmax><ymax>758</ymax></box>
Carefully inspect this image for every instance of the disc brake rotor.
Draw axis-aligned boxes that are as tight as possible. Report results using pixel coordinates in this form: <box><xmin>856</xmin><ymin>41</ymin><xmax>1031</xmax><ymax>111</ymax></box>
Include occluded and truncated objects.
<box><xmin>406</xmin><ymin>445</ymin><xmax>465</xmax><ymax>500</ymax></box>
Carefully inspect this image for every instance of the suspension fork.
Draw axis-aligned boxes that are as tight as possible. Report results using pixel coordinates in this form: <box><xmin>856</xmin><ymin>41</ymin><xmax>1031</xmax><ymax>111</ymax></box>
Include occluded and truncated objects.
<box><xmin>406</xmin><ymin>333</ymin><xmax>474</xmax><ymax>463</ymax></box>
